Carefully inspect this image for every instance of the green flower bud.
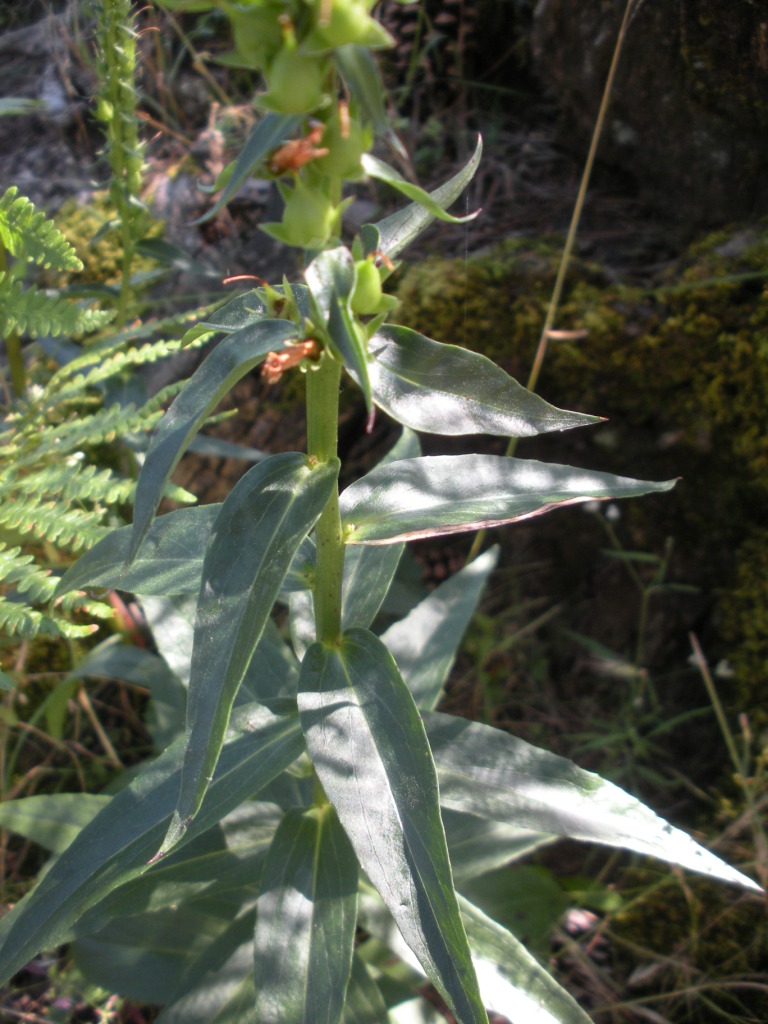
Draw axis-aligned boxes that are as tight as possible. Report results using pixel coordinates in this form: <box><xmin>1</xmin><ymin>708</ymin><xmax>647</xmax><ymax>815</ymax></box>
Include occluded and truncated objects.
<box><xmin>303</xmin><ymin>0</ymin><xmax>393</xmax><ymax>51</ymax></box>
<box><xmin>318</xmin><ymin>106</ymin><xmax>372</xmax><ymax>180</ymax></box>
<box><xmin>282</xmin><ymin>177</ymin><xmax>336</xmax><ymax>247</ymax></box>
<box><xmin>220</xmin><ymin>1</ymin><xmax>283</xmax><ymax>69</ymax></box>
<box><xmin>351</xmin><ymin>257</ymin><xmax>383</xmax><ymax>314</ymax></box>
<box><xmin>264</xmin><ymin>47</ymin><xmax>326</xmax><ymax>114</ymax></box>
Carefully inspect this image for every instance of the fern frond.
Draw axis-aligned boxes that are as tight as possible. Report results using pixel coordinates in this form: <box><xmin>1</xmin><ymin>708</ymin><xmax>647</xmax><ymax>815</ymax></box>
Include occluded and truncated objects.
<box><xmin>49</xmin><ymin>619</ymin><xmax>102</xmax><ymax>639</ymax></box>
<box><xmin>11</xmin><ymin>462</ymin><xmax>136</xmax><ymax>507</ymax></box>
<box><xmin>0</xmin><ymin>597</ymin><xmax>59</xmax><ymax>639</ymax></box>
<box><xmin>136</xmin><ymin>380</ymin><xmax>188</xmax><ymax>416</ymax></box>
<box><xmin>96</xmin><ymin>0</ymin><xmax>145</xmax><ymax>209</ymax></box>
<box><xmin>0</xmin><ymin>274</ymin><xmax>114</xmax><ymax>339</ymax></box>
<box><xmin>8</xmin><ymin>403</ymin><xmax>165</xmax><ymax>464</ymax></box>
<box><xmin>49</xmin><ymin>338</ymin><xmax>194</xmax><ymax>400</ymax></box>
<box><xmin>0</xmin><ymin>550</ymin><xmax>114</xmax><ymax>640</ymax></box>
<box><xmin>0</xmin><ymin>544</ymin><xmax>56</xmax><ymax>603</ymax></box>
<box><xmin>56</xmin><ymin>401</ymin><xmax>165</xmax><ymax>450</ymax></box>
<box><xmin>47</xmin><ymin>311</ymin><xmax>218</xmax><ymax>395</ymax></box>
<box><xmin>2</xmin><ymin>381</ymin><xmax>191</xmax><ymax>478</ymax></box>
<box><xmin>56</xmin><ymin>592</ymin><xmax>114</xmax><ymax>620</ymax></box>
<box><xmin>0</xmin><ymin>596</ymin><xmax>99</xmax><ymax>640</ymax></box>
<box><xmin>0</xmin><ymin>187</ymin><xmax>83</xmax><ymax>272</ymax></box>
<box><xmin>0</xmin><ymin>497</ymin><xmax>110</xmax><ymax>551</ymax></box>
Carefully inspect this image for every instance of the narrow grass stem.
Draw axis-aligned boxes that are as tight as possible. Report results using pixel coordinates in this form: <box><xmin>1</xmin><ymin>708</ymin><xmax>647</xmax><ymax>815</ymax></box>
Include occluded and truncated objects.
<box><xmin>164</xmin><ymin>13</ymin><xmax>234</xmax><ymax>108</ymax></box>
<box><xmin>467</xmin><ymin>0</ymin><xmax>637</xmax><ymax>566</ymax></box>
<box><xmin>689</xmin><ymin>633</ymin><xmax>743</xmax><ymax>777</ymax></box>
<box><xmin>526</xmin><ymin>0</ymin><xmax>636</xmax><ymax>398</ymax></box>
<box><xmin>306</xmin><ymin>355</ymin><xmax>344</xmax><ymax>644</ymax></box>
<box><xmin>690</xmin><ymin>632</ymin><xmax>768</xmax><ymax>884</ymax></box>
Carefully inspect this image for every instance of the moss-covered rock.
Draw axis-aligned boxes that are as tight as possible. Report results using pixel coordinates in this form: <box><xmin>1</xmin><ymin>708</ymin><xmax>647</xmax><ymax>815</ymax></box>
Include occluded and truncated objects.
<box><xmin>49</xmin><ymin>192</ymin><xmax>162</xmax><ymax>287</ymax></box>
<box><xmin>610</xmin><ymin>870</ymin><xmax>768</xmax><ymax>1021</ymax></box>
<box><xmin>393</xmin><ymin>225</ymin><xmax>768</xmax><ymax>724</ymax></box>
<box><xmin>720</xmin><ymin>527</ymin><xmax>768</xmax><ymax>725</ymax></box>
<box><xmin>391</xmin><ymin>238</ymin><xmax>562</xmax><ymax>377</ymax></box>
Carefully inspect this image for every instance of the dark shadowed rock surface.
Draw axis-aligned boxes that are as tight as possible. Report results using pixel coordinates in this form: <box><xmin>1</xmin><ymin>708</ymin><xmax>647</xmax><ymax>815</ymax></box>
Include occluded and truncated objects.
<box><xmin>531</xmin><ymin>0</ymin><xmax>768</xmax><ymax>227</ymax></box>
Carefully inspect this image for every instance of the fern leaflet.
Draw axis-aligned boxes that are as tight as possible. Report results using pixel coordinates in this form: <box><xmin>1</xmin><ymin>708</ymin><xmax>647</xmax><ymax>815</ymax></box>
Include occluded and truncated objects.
<box><xmin>0</xmin><ymin>497</ymin><xmax>110</xmax><ymax>551</ymax></box>
<box><xmin>0</xmin><ymin>187</ymin><xmax>83</xmax><ymax>272</ymax></box>
<box><xmin>0</xmin><ymin>274</ymin><xmax>114</xmax><ymax>338</ymax></box>
<box><xmin>0</xmin><ymin>597</ymin><xmax>102</xmax><ymax>639</ymax></box>
<box><xmin>10</xmin><ymin>463</ymin><xmax>136</xmax><ymax>507</ymax></box>
<box><xmin>0</xmin><ymin>544</ymin><xmax>56</xmax><ymax>602</ymax></box>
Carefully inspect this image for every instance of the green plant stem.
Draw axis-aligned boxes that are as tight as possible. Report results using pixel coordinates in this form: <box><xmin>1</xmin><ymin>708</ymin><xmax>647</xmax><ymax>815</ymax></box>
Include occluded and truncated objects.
<box><xmin>0</xmin><ymin>241</ymin><xmax>25</xmax><ymax>396</ymax></box>
<box><xmin>306</xmin><ymin>354</ymin><xmax>344</xmax><ymax>644</ymax></box>
<box><xmin>99</xmin><ymin>0</ymin><xmax>144</xmax><ymax>327</ymax></box>
<box><xmin>5</xmin><ymin>335</ymin><xmax>25</xmax><ymax>397</ymax></box>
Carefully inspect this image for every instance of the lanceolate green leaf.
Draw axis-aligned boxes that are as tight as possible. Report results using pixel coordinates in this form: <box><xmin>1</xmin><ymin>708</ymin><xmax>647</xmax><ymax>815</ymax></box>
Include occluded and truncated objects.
<box><xmin>239</xmin><ymin>619</ymin><xmax>300</xmax><ymax>708</ymax></box>
<box><xmin>374</xmin><ymin>137</ymin><xmax>483</xmax><ymax>259</ymax></box>
<box><xmin>130</xmin><ymin>319</ymin><xmax>298</xmax><ymax>558</ymax></box>
<box><xmin>155</xmin><ymin>912</ymin><xmax>257</xmax><ymax>1024</ymax></box>
<box><xmin>340</xmin><ymin>455</ymin><xmax>677</xmax><ymax>545</ymax></box>
<box><xmin>297</xmin><ymin>628</ymin><xmax>487</xmax><ymax>1024</ymax></box>
<box><xmin>140</xmin><ymin>594</ymin><xmax>196</xmax><ymax>686</ymax></box>
<box><xmin>195</xmin><ymin>112</ymin><xmax>302</xmax><ymax>222</ymax></box>
<box><xmin>367</xmin><ymin>326</ymin><xmax>598</xmax><ymax>437</ymax></box>
<box><xmin>68</xmin><ymin>637</ymin><xmax>178</xmax><ymax>694</ymax></box>
<box><xmin>281</xmin><ymin>536</ymin><xmax>317</xmax><ymax>597</ymax></box>
<box><xmin>181</xmin><ymin>290</ymin><xmax>269</xmax><ymax>345</ymax></box>
<box><xmin>289</xmin><ymin>588</ymin><xmax>317</xmax><ymax>662</ymax></box>
<box><xmin>75</xmin><ymin>802</ymin><xmax>282</xmax><ymax>938</ymax></box>
<box><xmin>443</xmin><ymin>810</ymin><xmax>554</xmax><ymax>885</ymax></box>
<box><xmin>305</xmin><ymin>248</ymin><xmax>371</xmax><ymax>409</ymax></box>
<box><xmin>362</xmin><ymin>154</ymin><xmax>479</xmax><ymax>226</ymax></box>
<box><xmin>253</xmin><ymin>807</ymin><xmax>358</xmax><ymax>1024</ymax></box>
<box><xmin>342</xmin><ymin>956</ymin><xmax>390</xmax><ymax>1024</ymax></box>
<box><xmin>334</xmin><ymin>45</ymin><xmax>406</xmax><ymax>161</ymax></box>
<box><xmin>341</xmin><ymin>544</ymin><xmax>403</xmax><ymax>630</ymax></box>
<box><xmin>54</xmin><ymin>505</ymin><xmax>219</xmax><ymax>599</ymax></box>
<box><xmin>381</xmin><ymin>546</ymin><xmax>499</xmax><ymax>710</ymax></box>
<box><xmin>459</xmin><ymin>896</ymin><xmax>593</xmax><ymax>1024</ymax></box>
<box><xmin>424</xmin><ymin>712</ymin><xmax>760</xmax><ymax>892</ymax></box>
<box><xmin>0</xmin><ymin>794</ymin><xmax>110</xmax><ymax>854</ymax></box>
<box><xmin>72</xmin><ymin>903</ymin><xmax>234</xmax><ymax>1004</ymax></box>
<box><xmin>161</xmin><ymin>453</ymin><xmax>338</xmax><ymax>855</ymax></box>
<box><xmin>339</xmin><ymin>428</ymin><xmax>419</xmax><ymax>629</ymax></box>
<box><xmin>0</xmin><ymin>703</ymin><xmax>304</xmax><ymax>986</ymax></box>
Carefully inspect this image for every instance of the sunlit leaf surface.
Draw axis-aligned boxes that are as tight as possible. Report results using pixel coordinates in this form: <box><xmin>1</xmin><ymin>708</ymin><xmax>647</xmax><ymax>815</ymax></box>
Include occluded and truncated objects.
<box><xmin>374</xmin><ymin>138</ymin><xmax>482</xmax><ymax>259</ymax></box>
<box><xmin>298</xmin><ymin>628</ymin><xmax>487</xmax><ymax>1024</ymax></box>
<box><xmin>55</xmin><ymin>505</ymin><xmax>219</xmax><ymax>598</ymax></box>
<box><xmin>253</xmin><ymin>807</ymin><xmax>358</xmax><ymax>1024</ymax></box>
<box><xmin>381</xmin><ymin>546</ymin><xmax>498</xmax><ymax>709</ymax></box>
<box><xmin>130</xmin><ymin>320</ymin><xmax>297</xmax><ymax>557</ymax></box>
<box><xmin>161</xmin><ymin>453</ymin><xmax>338</xmax><ymax>853</ymax></box>
<box><xmin>341</xmin><ymin>455</ymin><xmax>677</xmax><ymax>544</ymax></box>
<box><xmin>0</xmin><ymin>703</ymin><xmax>304</xmax><ymax>985</ymax></box>
<box><xmin>366</xmin><ymin>326</ymin><xmax>597</xmax><ymax>437</ymax></box>
<box><xmin>425</xmin><ymin>712</ymin><xmax>760</xmax><ymax>891</ymax></box>
<box><xmin>460</xmin><ymin>896</ymin><xmax>593</xmax><ymax>1024</ymax></box>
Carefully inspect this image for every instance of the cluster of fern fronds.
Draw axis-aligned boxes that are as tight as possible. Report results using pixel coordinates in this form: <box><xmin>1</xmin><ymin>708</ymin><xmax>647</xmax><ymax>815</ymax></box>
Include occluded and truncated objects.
<box><xmin>0</xmin><ymin>187</ymin><xmax>206</xmax><ymax>642</ymax></box>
